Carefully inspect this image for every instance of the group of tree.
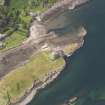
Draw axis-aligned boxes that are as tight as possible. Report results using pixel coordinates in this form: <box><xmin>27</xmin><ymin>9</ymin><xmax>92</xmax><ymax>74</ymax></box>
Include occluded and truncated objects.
<box><xmin>0</xmin><ymin>0</ymin><xmax>59</xmax><ymax>33</ymax></box>
<box><xmin>29</xmin><ymin>0</ymin><xmax>57</xmax><ymax>8</ymax></box>
<box><xmin>0</xmin><ymin>5</ymin><xmax>21</xmax><ymax>33</ymax></box>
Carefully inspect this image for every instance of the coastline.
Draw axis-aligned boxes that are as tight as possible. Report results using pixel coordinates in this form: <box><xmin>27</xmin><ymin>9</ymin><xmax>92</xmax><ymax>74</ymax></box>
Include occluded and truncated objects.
<box><xmin>38</xmin><ymin>0</ymin><xmax>89</xmax><ymax>22</ymax></box>
<box><xmin>13</xmin><ymin>38</ymin><xmax>86</xmax><ymax>105</ymax></box>
<box><xmin>13</xmin><ymin>38</ymin><xmax>85</xmax><ymax>105</ymax></box>
<box><xmin>0</xmin><ymin>0</ymin><xmax>89</xmax><ymax>105</ymax></box>
<box><xmin>14</xmin><ymin>65</ymin><xmax>66</xmax><ymax>105</ymax></box>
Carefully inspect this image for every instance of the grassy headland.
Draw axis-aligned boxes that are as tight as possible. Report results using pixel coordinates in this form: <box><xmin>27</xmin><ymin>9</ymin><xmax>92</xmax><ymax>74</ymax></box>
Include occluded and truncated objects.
<box><xmin>0</xmin><ymin>51</ymin><xmax>65</xmax><ymax>105</ymax></box>
<box><xmin>64</xmin><ymin>43</ymin><xmax>80</xmax><ymax>55</ymax></box>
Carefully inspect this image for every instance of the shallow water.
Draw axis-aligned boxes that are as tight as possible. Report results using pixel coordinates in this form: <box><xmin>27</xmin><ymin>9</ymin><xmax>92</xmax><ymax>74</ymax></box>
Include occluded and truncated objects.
<box><xmin>28</xmin><ymin>0</ymin><xmax>105</xmax><ymax>105</ymax></box>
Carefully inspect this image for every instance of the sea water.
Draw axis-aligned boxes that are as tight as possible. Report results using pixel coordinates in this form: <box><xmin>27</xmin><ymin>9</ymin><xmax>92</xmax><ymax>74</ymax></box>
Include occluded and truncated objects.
<box><xmin>28</xmin><ymin>0</ymin><xmax>105</xmax><ymax>105</ymax></box>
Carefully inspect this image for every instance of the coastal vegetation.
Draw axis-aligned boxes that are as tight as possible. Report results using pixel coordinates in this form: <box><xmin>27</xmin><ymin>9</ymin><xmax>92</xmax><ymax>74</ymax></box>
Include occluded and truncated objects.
<box><xmin>64</xmin><ymin>43</ymin><xmax>79</xmax><ymax>55</ymax></box>
<box><xmin>0</xmin><ymin>51</ymin><xmax>65</xmax><ymax>105</ymax></box>
<box><xmin>0</xmin><ymin>0</ymin><xmax>58</xmax><ymax>51</ymax></box>
<box><xmin>0</xmin><ymin>30</ymin><xmax>26</xmax><ymax>52</ymax></box>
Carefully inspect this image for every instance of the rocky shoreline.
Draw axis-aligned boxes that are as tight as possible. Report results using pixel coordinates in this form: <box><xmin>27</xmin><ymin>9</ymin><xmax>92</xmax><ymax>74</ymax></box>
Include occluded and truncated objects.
<box><xmin>0</xmin><ymin>0</ymin><xmax>89</xmax><ymax>105</ymax></box>
<box><xmin>11</xmin><ymin>40</ymin><xmax>84</xmax><ymax>105</ymax></box>
<box><xmin>11</xmin><ymin>33</ymin><xmax>86</xmax><ymax>105</ymax></box>
<box><xmin>12</xmin><ymin>40</ymin><xmax>85</xmax><ymax>105</ymax></box>
<box><xmin>12</xmin><ymin>38</ymin><xmax>86</xmax><ymax>105</ymax></box>
<box><xmin>14</xmin><ymin>66</ymin><xmax>66</xmax><ymax>105</ymax></box>
<box><xmin>37</xmin><ymin>0</ymin><xmax>89</xmax><ymax>22</ymax></box>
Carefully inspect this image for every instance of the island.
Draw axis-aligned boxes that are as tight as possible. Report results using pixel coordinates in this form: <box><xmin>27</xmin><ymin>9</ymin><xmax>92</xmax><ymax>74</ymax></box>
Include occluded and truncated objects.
<box><xmin>0</xmin><ymin>0</ymin><xmax>88</xmax><ymax>105</ymax></box>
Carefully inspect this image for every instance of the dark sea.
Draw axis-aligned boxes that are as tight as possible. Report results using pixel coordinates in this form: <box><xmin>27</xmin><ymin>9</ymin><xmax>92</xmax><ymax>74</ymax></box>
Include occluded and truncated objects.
<box><xmin>28</xmin><ymin>0</ymin><xmax>105</xmax><ymax>105</ymax></box>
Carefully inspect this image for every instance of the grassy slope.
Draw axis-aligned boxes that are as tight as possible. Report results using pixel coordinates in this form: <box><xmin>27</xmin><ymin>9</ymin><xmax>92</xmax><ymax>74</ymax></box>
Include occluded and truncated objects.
<box><xmin>0</xmin><ymin>0</ymin><xmax>58</xmax><ymax>51</ymax></box>
<box><xmin>0</xmin><ymin>51</ymin><xmax>65</xmax><ymax>105</ymax></box>
<box><xmin>0</xmin><ymin>31</ymin><xmax>26</xmax><ymax>52</ymax></box>
<box><xmin>64</xmin><ymin>43</ymin><xmax>79</xmax><ymax>55</ymax></box>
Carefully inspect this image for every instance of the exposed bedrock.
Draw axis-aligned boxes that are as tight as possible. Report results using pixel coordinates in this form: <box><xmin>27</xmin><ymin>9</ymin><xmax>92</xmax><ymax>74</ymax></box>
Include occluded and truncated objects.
<box><xmin>36</xmin><ymin>0</ymin><xmax>89</xmax><ymax>22</ymax></box>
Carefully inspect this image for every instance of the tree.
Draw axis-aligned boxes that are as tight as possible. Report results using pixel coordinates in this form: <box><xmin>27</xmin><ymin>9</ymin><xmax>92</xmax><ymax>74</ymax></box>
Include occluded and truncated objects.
<box><xmin>4</xmin><ymin>0</ymin><xmax>11</xmax><ymax>6</ymax></box>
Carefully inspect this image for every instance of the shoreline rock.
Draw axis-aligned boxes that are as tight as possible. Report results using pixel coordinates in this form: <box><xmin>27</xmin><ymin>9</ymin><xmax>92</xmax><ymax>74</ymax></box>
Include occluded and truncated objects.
<box><xmin>0</xmin><ymin>0</ymin><xmax>89</xmax><ymax>105</ymax></box>
<box><xmin>36</xmin><ymin>0</ymin><xmax>89</xmax><ymax>22</ymax></box>
<box><xmin>11</xmin><ymin>36</ymin><xmax>86</xmax><ymax>105</ymax></box>
<box><xmin>14</xmin><ymin>66</ymin><xmax>66</xmax><ymax>105</ymax></box>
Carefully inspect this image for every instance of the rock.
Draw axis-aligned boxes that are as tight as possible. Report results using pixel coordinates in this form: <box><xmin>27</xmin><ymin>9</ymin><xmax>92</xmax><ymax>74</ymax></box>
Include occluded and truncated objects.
<box><xmin>40</xmin><ymin>0</ymin><xmax>89</xmax><ymax>21</ymax></box>
<box><xmin>35</xmin><ymin>16</ymin><xmax>42</xmax><ymax>22</ymax></box>
<box><xmin>0</xmin><ymin>34</ymin><xmax>6</xmax><ymax>41</ymax></box>
<box><xmin>0</xmin><ymin>0</ymin><xmax>5</xmax><ymax>5</ymax></box>
<box><xmin>29</xmin><ymin>12</ymin><xmax>37</xmax><ymax>17</ymax></box>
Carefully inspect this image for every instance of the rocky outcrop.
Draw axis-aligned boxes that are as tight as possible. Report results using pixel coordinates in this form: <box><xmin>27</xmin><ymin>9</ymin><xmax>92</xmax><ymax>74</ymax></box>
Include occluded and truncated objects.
<box><xmin>36</xmin><ymin>0</ymin><xmax>89</xmax><ymax>22</ymax></box>
<box><xmin>26</xmin><ymin>21</ymin><xmax>48</xmax><ymax>44</ymax></box>
<box><xmin>0</xmin><ymin>34</ymin><xmax>7</xmax><ymax>41</ymax></box>
<box><xmin>14</xmin><ymin>68</ymin><xmax>65</xmax><ymax>105</ymax></box>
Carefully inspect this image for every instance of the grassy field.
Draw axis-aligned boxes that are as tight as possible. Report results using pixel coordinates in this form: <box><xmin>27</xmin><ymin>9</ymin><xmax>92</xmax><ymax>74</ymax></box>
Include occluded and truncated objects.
<box><xmin>0</xmin><ymin>30</ymin><xmax>27</xmax><ymax>52</ymax></box>
<box><xmin>64</xmin><ymin>43</ymin><xmax>79</xmax><ymax>55</ymax></box>
<box><xmin>0</xmin><ymin>51</ymin><xmax>65</xmax><ymax>105</ymax></box>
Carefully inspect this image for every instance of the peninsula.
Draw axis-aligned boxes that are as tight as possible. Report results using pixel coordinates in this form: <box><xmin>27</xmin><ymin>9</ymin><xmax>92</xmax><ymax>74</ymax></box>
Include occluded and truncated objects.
<box><xmin>0</xmin><ymin>0</ymin><xmax>88</xmax><ymax>105</ymax></box>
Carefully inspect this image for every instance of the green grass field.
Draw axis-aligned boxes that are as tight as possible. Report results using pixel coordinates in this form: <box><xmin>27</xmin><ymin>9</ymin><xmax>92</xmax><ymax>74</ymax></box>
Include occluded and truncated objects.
<box><xmin>0</xmin><ymin>30</ymin><xmax>27</xmax><ymax>52</ymax></box>
<box><xmin>0</xmin><ymin>51</ymin><xmax>65</xmax><ymax>105</ymax></box>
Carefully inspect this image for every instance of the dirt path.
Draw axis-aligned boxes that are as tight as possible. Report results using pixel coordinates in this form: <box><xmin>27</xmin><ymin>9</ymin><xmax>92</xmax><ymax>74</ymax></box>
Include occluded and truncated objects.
<box><xmin>0</xmin><ymin>43</ymin><xmax>39</xmax><ymax>79</ymax></box>
<box><xmin>0</xmin><ymin>21</ymin><xmax>46</xmax><ymax>79</ymax></box>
